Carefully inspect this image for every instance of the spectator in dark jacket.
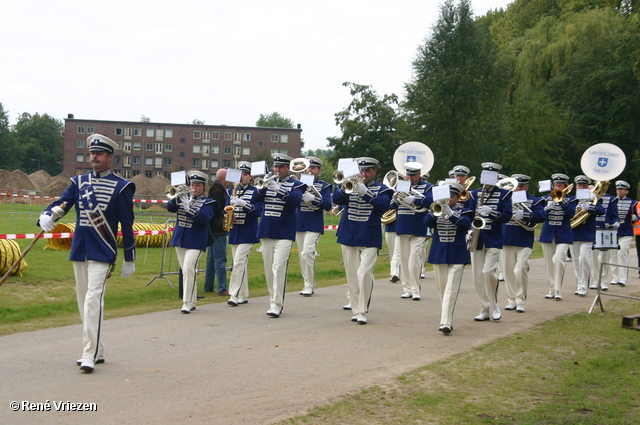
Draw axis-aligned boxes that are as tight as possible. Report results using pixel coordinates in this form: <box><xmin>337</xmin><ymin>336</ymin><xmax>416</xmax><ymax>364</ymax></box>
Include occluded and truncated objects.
<box><xmin>204</xmin><ymin>168</ymin><xmax>229</xmax><ymax>295</ymax></box>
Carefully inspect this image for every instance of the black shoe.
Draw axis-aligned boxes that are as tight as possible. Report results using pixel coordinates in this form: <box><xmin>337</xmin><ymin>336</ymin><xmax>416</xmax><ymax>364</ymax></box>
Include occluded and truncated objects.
<box><xmin>390</xmin><ymin>275</ymin><xmax>399</xmax><ymax>283</ymax></box>
<box><xmin>197</xmin><ymin>295</ymin><xmax>204</xmax><ymax>299</ymax></box>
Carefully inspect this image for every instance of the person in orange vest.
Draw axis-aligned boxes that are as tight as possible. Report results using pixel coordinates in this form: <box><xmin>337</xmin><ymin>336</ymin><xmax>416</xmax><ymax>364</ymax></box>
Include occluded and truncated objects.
<box><xmin>635</xmin><ymin>200</ymin><xmax>640</xmax><ymax>278</ymax></box>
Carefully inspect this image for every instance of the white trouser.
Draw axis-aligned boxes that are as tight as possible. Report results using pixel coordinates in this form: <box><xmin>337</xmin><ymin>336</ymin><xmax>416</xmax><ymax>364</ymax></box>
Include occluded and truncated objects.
<box><xmin>342</xmin><ymin>245</ymin><xmax>378</xmax><ymax>315</ymax></box>
<box><xmin>228</xmin><ymin>243</ymin><xmax>253</xmax><ymax>300</ymax></box>
<box><xmin>261</xmin><ymin>238</ymin><xmax>293</xmax><ymax>312</ymax></box>
<box><xmin>501</xmin><ymin>245</ymin><xmax>531</xmax><ymax>306</ymax></box>
<box><xmin>570</xmin><ymin>241</ymin><xmax>592</xmax><ymax>290</ymax></box>
<box><xmin>612</xmin><ymin>236</ymin><xmax>633</xmax><ymax>283</ymax></box>
<box><xmin>434</xmin><ymin>263</ymin><xmax>464</xmax><ymax>327</ymax></box>
<box><xmin>591</xmin><ymin>248</ymin><xmax>611</xmax><ymax>285</ymax></box>
<box><xmin>176</xmin><ymin>247</ymin><xmax>203</xmax><ymax>307</ymax></box>
<box><xmin>470</xmin><ymin>248</ymin><xmax>500</xmax><ymax>314</ymax></box>
<box><xmin>397</xmin><ymin>235</ymin><xmax>426</xmax><ymax>295</ymax></box>
<box><xmin>73</xmin><ymin>260</ymin><xmax>111</xmax><ymax>361</ymax></box>
<box><xmin>541</xmin><ymin>241</ymin><xmax>569</xmax><ymax>292</ymax></box>
<box><xmin>296</xmin><ymin>231</ymin><xmax>321</xmax><ymax>291</ymax></box>
<box><xmin>385</xmin><ymin>232</ymin><xmax>400</xmax><ymax>277</ymax></box>
<box><xmin>496</xmin><ymin>252</ymin><xmax>505</xmax><ymax>280</ymax></box>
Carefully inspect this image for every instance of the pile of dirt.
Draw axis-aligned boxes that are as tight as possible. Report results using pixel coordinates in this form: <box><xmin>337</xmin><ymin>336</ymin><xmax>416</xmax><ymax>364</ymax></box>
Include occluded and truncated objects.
<box><xmin>42</xmin><ymin>172</ymin><xmax>72</xmax><ymax>197</ymax></box>
<box><xmin>0</xmin><ymin>169</ymin><xmax>39</xmax><ymax>192</ymax></box>
<box><xmin>27</xmin><ymin>170</ymin><xmax>53</xmax><ymax>190</ymax></box>
<box><xmin>130</xmin><ymin>174</ymin><xmax>170</xmax><ymax>197</ymax></box>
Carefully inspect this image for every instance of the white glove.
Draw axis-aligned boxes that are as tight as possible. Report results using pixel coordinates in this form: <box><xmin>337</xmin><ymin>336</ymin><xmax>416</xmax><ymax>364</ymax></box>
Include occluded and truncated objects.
<box><xmin>544</xmin><ymin>200</ymin><xmax>556</xmax><ymax>211</ymax></box>
<box><xmin>513</xmin><ymin>210</ymin><xmax>524</xmax><ymax>221</ymax></box>
<box><xmin>611</xmin><ymin>221</ymin><xmax>620</xmax><ymax>229</ymax></box>
<box><xmin>39</xmin><ymin>213</ymin><xmax>55</xmax><ymax>232</ymax></box>
<box><xmin>477</xmin><ymin>205</ymin><xmax>492</xmax><ymax>216</ymax></box>
<box><xmin>267</xmin><ymin>179</ymin><xmax>280</xmax><ymax>192</ymax></box>
<box><xmin>180</xmin><ymin>197</ymin><xmax>190</xmax><ymax>212</ymax></box>
<box><xmin>403</xmin><ymin>195</ymin><xmax>416</xmax><ymax>205</ymax></box>
<box><xmin>354</xmin><ymin>183</ymin><xmax>367</xmax><ymax>196</ymax></box>
<box><xmin>579</xmin><ymin>201</ymin><xmax>591</xmax><ymax>211</ymax></box>
<box><xmin>442</xmin><ymin>204</ymin><xmax>454</xmax><ymax>217</ymax></box>
<box><xmin>121</xmin><ymin>261</ymin><xmax>135</xmax><ymax>278</ymax></box>
<box><xmin>230</xmin><ymin>197</ymin><xmax>246</xmax><ymax>208</ymax></box>
<box><xmin>302</xmin><ymin>192</ymin><xmax>316</xmax><ymax>203</ymax></box>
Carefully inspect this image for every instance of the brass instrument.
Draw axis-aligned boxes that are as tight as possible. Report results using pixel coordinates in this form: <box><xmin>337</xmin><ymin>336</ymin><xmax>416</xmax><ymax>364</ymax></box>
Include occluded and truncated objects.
<box><xmin>496</xmin><ymin>177</ymin><xmax>519</xmax><ymax>191</ymax></box>
<box><xmin>332</xmin><ymin>170</ymin><xmax>345</xmax><ymax>185</ymax></box>
<box><xmin>459</xmin><ymin>176</ymin><xmax>476</xmax><ymax>202</ymax></box>
<box><xmin>468</xmin><ymin>186</ymin><xmax>487</xmax><ymax>252</ymax></box>
<box><xmin>393</xmin><ymin>190</ymin><xmax>428</xmax><ymax>213</ymax></box>
<box><xmin>496</xmin><ymin>177</ymin><xmax>537</xmax><ymax>231</ymax></box>
<box><xmin>290</xmin><ymin>157</ymin><xmax>310</xmax><ymax>179</ymax></box>
<box><xmin>330</xmin><ymin>204</ymin><xmax>343</xmax><ymax>216</ymax></box>
<box><xmin>165</xmin><ymin>184</ymin><xmax>192</xmax><ymax>203</ymax></box>
<box><xmin>381</xmin><ymin>170</ymin><xmax>404</xmax><ymax>224</ymax></box>
<box><xmin>223</xmin><ymin>183</ymin><xmax>239</xmax><ymax>232</ymax></box>
<box><xmin>254</xmin><ymin>172</ymin><xmax>278</xmax><ymax>190</ymax></box>
<box><xmin>429</xmin><ymin>201</ymin><xmax>448</xmax><ymax>217</ymax></box>
<box><xmin>334</xmin><ymin>172</ymin><xmax>363</xmax><ymax>194</ymax></box>
<box><xmin>550</xmin><ymin>183</ymin><xmax>574</xmax><ymax>203</ymax></box>
<box><xmin>570</xmin><ymin>181</ymin><xmax>609</xmax><ymax>229</ymax></box>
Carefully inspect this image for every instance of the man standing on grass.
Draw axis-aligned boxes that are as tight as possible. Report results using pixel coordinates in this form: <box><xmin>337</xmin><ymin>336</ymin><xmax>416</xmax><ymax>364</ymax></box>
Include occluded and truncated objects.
<box><xmin>38</xmin><ymin>134</ymin><xmax>136</xmax><ymax>373</ymax></box>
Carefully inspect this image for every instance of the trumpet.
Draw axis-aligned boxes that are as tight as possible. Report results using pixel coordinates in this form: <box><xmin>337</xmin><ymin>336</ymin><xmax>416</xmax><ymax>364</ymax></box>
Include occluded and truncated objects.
<box><xmin>254</xmin><ymin>172</ymin><xmax>278</xmax><ymax>190</ymax></box>
<box><xmin>334</xmin><ymin>169</ymin><xmax>363</xmax><ymax>194</ymax></box>
<box><xmin>550</xmin><ymin>183</ymin><xmax>574</xmax><ymax>203</ymax></box>
<box><xmin>429</xmin><ymin>200</ymin><xmax>448</xmax><ymax>217</ymax></box>
<box><xmin>165</xmin><ymin>184</ymin><xmax>192</xmax><ymax>203</ymax></box>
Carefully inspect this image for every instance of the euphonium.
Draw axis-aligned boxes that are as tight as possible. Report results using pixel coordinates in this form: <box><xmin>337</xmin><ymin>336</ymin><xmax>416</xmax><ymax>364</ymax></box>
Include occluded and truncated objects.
<box><xmin>223</xmin><ymin>183</ymin><xmax>239</xmax><ymax>232</ymax></box>
<box><xmin>570</xmin><ymin>181</ymin><xmax>609</xmax><ymax>229</ymax></box>
<box><xmin>290</xmin><ymin>157</ymin><xmax>310</xmax><ymax>179</ymax></box>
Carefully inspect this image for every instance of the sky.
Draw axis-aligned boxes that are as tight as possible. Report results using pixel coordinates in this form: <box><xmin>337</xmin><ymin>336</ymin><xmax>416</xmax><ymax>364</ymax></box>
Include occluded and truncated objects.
<box><xmin>1</xmin><ymin>0</ymin><xmax>513</xmax><ymax>152</ymax></box>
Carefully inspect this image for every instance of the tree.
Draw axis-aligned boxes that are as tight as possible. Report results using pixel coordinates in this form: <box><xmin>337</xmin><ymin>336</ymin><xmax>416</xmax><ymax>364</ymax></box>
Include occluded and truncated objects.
<box><xmin>402</xmin><ymin>0</ymin><xmax>503</xmax><ymax>180</ymax></box>
<box><xmin>14</xmin><ymin>112</ymin><xmax>64</xmax><ymax>174</ymax></box>
<box><xmin>0</xmin><ymin>103</ymin><xmax>23</xmax><ymax>171</ymax></box>
<box><xmin>256</xmin><ymin>112</ymin><xmax>295</xmax><ymax>128</ymax></box>
<box><xmin>140</xmin><ymin>115</ymin><xmax>151</xmax><ymax>122</ymax></box>
<box><xmin>191</xmin><ymin>118</ymin><xmax>205</xmax><ymax>125</ymax></box>
<box><xmin>327</xmin><ymin>82</ymin><xmax>402</xmax><ymax>174</ymax></box>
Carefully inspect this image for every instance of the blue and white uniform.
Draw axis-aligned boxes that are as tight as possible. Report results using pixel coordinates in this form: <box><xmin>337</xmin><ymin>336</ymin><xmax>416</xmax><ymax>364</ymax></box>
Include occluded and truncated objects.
<box><xmin>590</xmin><ymin>193</ymin><xmax>617</xmax><ymax>288</ymax></box>
<box><xmin>610</xmin><ymin>188</ymin><xmax>638</xmax><ymax>285</ymax></box>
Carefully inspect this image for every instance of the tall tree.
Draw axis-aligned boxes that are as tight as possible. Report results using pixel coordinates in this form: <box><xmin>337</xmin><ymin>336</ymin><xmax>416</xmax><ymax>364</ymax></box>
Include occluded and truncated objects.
<box><xmin>256</xmin><ymin>112</ymin><xmax>295</xmax><ymax>128</ymax></box>
<box><xmin>402</xmin><ymin>0</ymin><xmax>503</xmax><ymax>179</ymax></box>
<box><xmin>327</xmin><ymin>82</ymin><xmax>402</xmax><ymax>173</ymax></box>
<box><xmin>0</xmin><ymin>103</ymin><xmax>23</xmax><ymax>171</ymax></box>
<box><xmin>14</xmin><ymin>112</ymin><xmax>64</xmax><ymax>174</ymax></box>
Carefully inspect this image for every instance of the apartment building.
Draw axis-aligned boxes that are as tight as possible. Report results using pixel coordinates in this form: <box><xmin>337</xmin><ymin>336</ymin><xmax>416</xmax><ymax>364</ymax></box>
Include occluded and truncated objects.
<box><xmin>63</xmin><ymin>115</ymin><xmax>304</xmax><ymax>179</ymax></box>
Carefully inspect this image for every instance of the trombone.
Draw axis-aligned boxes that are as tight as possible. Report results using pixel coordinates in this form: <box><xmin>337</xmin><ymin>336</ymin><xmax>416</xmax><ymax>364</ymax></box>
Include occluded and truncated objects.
<box><xmin>459</xmin><ymin>176</ymin><xmax>476</xmax><ymax>202</ymax></box>
<box><xmin>549</xmin><ymin>183</ymin><xmax>574</xmax><ymax>203</ymax></box>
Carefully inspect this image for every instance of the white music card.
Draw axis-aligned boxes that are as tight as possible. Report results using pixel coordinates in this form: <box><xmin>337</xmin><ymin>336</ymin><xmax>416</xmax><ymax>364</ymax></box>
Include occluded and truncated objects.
<box><xmin>342</xmin><ymin>160</ymin><xmax>360</xmax><ymax>179</ymax></box>
<box><xmin>300</xmin><ymin>173</ymin><xmax>315</xmax><ymax>186</ymax></box>
<box><xmin>432</xmin><ymin>184</ymin><xmax>451</xmax><ymax>202</ymax></box>
<box><xmin>538</xmin><ymin>180</ymin><xmax>552</xmax><ymax>193</ymax></box>
<box><xmin>576</xmin><ymin>188</ymin><xmax>590</xmax><ymax>200</ymax></box>
<box><xmin>251</xmin><ymin>161</ymin><xmax>267</xmax><ymax>176</ymax></box>
<box><xmin>226</xmin><ymin>168</ymin><xmax>241</xmax><ymax>184</ymax></box>
<box><xmin>511</xmin><ymin>190</ymin><xmax>528</xmax><ymax>204</ymax></box>
<box><xmin>396</xmin><ymin>179</ymin><xmax>411</xmax><ymax>193</ymax></box>
<box><xmin>480</xmin><ymin>170</ymin><xmax>498</xmax><ymax>186</ymax></box>
<box><xmin>171</xmin><ymin>170</ymin><xmax>186</xmax><ymax>186</ymax></box>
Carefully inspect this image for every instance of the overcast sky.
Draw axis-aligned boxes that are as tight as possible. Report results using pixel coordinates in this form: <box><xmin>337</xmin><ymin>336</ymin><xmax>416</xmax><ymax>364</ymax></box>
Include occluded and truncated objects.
<box><xmin>1</xmin><ymin>0</ymin><xmax>512</xmax><ymax>151</ymax></box>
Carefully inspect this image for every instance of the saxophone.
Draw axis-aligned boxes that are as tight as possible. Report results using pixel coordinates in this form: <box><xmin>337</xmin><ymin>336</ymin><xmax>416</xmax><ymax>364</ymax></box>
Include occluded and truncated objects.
<box><xmin>223</xmin><ymin>183</ymin><xmax>239</xmax><ymax>232</ymax></box>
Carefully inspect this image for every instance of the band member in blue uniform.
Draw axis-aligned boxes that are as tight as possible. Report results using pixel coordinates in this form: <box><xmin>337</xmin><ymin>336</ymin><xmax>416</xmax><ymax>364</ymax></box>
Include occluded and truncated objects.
<box><xmin>570</xmin><ymin>175</ymin><xmax>605</xmax><ymax>296</ymax></box>
<box><xmin>39</xmin><ymin>134</ymin><xmax>136</xmax><ymax>373</ymax></box>
<box><xmin>425</xmin><ymin>183</ymin><xmax>472</xmax><ymax>334</ymax></box>
<box><xmin>452</xmin><ymin>165</ymin><xmax>472</xmax><ymax>208</ymax></box>
<box><xmin>610</xmin><ymin>180</ymin><xmax>638</xmax><ymax>287</ymax></box>
<box><xmin>167</xmin><ymin>170</ymin><xmax>215</xmax><ymax>314</ymax></box>
<box><xmin>590</xmin><ymin>184</ymin><xmax>617</xmax><ymax>291</ymax></box>
<box><xmin>394</xmin><ymin>162</ymin><xmax>433</xmax><ymax>300</ymax></box>
<box><xmin>467</xmin><ymin>162</ymin><xmax>512</xmax><ymax>322</ymax></box>
<box><xmin>501</xmin><ymin>174</ymin><xmax>546</xmax><ymax>312</ymax></box>
<box><xmin>226</xmin><ymin>162</ymin><xmax>263</xmax><ymax>306</ymax></box>
<box><xmin>256</xmin><ymin>153</ymin><xmax>306</xmax><ymax>317</ymax></box>
<box><xmin>540</xmin><ymin>173</ymin><xmax>577</xmax><ymax>300</ymax></box>
<box><xmin>333</xmin><ymin>157</ymin><xmax>392</xmax><ymax>324</ymax></box>
<box><xmin>295</xmin><ymin>156</ymin><xmax>332</xmax><ymax>296</ymax></box>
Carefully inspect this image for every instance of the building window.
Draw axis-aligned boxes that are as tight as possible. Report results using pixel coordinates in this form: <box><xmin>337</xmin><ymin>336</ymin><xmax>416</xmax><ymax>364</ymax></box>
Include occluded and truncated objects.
<box><xmin>179</xmin><ymin>152</ymin><xmax>185</xmax><ymax>158</ymax></box>
<box><xmin>145</xmin><ymin>171</ymin><xmax>153</xmax><ymax>178</ymax></box>
<box><xmin>202</xmin><ymin>159</ymin><xmax>209</xmax><ymax>169</ymax></box>
<box><xmin>134</xmin><ymin>128</ymin><xmax>142</xmax><ymax>137</ymax></box>
<box><xmin>123</xmin><ymin>142</ymin><xmax>132</xmax><ymax>153</ymax></box>
<box><xmin>271</xmin><ymin>148</ymin><xmax>288</xmax><ymax>155</ymax></box>
<box><xmin>115</xmin><ymin>141</ymin><xmax>122</xmax><ymax>150</ymax></box>
<box><xmin>180</xmin><ymin>137</ymin><xmax>186</xmax><ymax>144</ymax></box>
<box><xmin>212</xmin><ymin>146</ymin><xmax>220</xmax><ymax>154</ymax></box>
<box><xmin>133</xmin><ymin>156</ymin><xmax>141</xmax><ymax>165</ymax></box>
<box><xmin>76</xmin><ymin>154</ymin><xmax>84</xmax><ymax>162</ymax></box>
<box><xmin>281</xmin><ymin>134</ymin><xmax>289</xmax><ymax>143</ymax></box>
<box><xmin>145</xmin><ymin>157</ymin><xmax>153</xmax><ymax>166</ymax></box>
<box><xmin>86</xmin><ymin>126</ymin><xmax>95</xmax><ymax>133</ymax></box>
<box><xmin>75</xmin><ymin>168</ymin><xmax>84</xmax><ymax>175</ymax></box>
<box><xmin>243</xmin><ymin>133</ymin><xmax>251</xmax><ymax>142</ymax></box>
<box><xmin>76</xmin><ymin>140</ymin><xmax>85</xmax><ymax>148</ymax></box>
<box><xmin>145</xmin><ymin>143</ymin><xmax>153</xmax><ymax>151</ymax></box>
<box><xmin>223</xmin><ymin>159</ymin><xmax>231</xmax><ymax>168</ymax></box>
<box><xmin>192</xmin><ymin>158</ymin><xmax>201</xmax><ymax>167</ymax></box>
<box><xmin>155</xmin><ymin>143</ymin><xmax>163</xmax><ymax>154</ymax></box>
<box><xmin>165</xmin><ymin>129</ymin><xmax>173</xmax><ymax>138</ymax></box>
<box><xmin>77</xmin><ymin>126</ymin><xmax>85</xmax><ymax>134</ymax></box>
<box><xmin>242</xmin><ymin>147</ymin><xmax>250</xmax><ymax>156</ymax></box>
<box><xmin>124</xmin><ymin>128</ymin><xmax>133</xmax><ymax>139</ymax></box>
<box><xmin>164</xmin><ymin>144</ymin><xmax>172</xmax><ymax>152</ymax></box>
<box><xmin>123</xmin><ymin>156</ymin><xmax>131</xmax><ymax>166</ymax></box>
<box><xmin>114</xmin><ymin>155</ymin><xmax>121</xmax><ymax>164</ymax></box>
<box><xmin>155</xmin><ymin>129</ymin><xmax>164</xmax><ymax>141</ymax></box>
<box><xmin>271</xmin><ymin>134</ymin><xmax>279</xmax><ymax>142</ymax></box>
<box><xmin>211</xmin><ymin>159</ymin><xmax>219</xmax><ymax>168</ymax></box>
<box><xmin>154</xmin><ymin>157</ymin><xmax>162</xmax><ymax>168</ymax></box>
<box><xmin>233</xmin><ymin>132</ymin><xmax>242</xmax><ymax>143</ymax></box>
<box><xmin>202</xmin><ymin>145</ymin><xmax>210</xmax><ymax>156</ymax></box>
<box><xmin>224</xmin><ymin>132</ymin><xmax>232</xmax><ymax>141</ymax></box>
<box><xmin>233</xmin><ymin>146</ymin><xmax>241</xmax><ymax>156</ymax></box>
<box><xmin>193</xmin><ymin>131</ymin><xmax>201</xmax><ymax>139</ymax></box>
<box><xmin>121</xmin><ymin>170</ymin><xmax>131</xmax><ymax>178</ymax></box>
<box><xmin>223</xmin><ymin>146</ymin><xmax>232</xmax><ymax>154</ymax></box>
<box><xmin>203</xmin><ymin>131</ymin><xmax>210</xmax><ymax>142</ymax></box>
<box><xmin>132</xmin><ymin>170</ymin><xmax>140</xmax><ymax>177</ymax></box>
<box><xmin>146</xmin><ymin>129</ymin><xmax>154</xmax><ymax>137</ymax></box>
<box><xmin>133</xmin><ymin>141</ymin><xmax>141</xmax><ymax>151</ymax></box>
<box><xmin>115</xmin><ymin>127</ymin><xmax>123</xmax><ymax>136</ymax></box>
<box><xmin>164</xmin><ymin>157</ymin><xmax>172</xmax><ymax>166</ymax></box>
<box><xmin>192</xmin><ymin>145</ymin><xmax>201</xmax><ymax>154</ymax></box>
<box><xmin>212</xmin><ymin>132</ymin><xmax>220</xmax><ymax>140</ymax></box>
<box><xmin>258</xmin><ymin>141</ymin><xmax>264</xmax><ymax>147</ymax></box>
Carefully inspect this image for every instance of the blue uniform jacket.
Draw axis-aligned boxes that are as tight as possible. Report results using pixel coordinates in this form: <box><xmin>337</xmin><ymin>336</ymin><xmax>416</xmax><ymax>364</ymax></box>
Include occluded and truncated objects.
<box><xmin>256</xmin><ymin>176</ymin><xmax>306</xmax><ymax>241</ymax></box>
<box><xmin>467</xmin><ymin>186</ymin><xmax>512</xmax><ymax>249</ymax></box>
<box><xmin>226</xmin><ymin>184</ymin><xmax>263</xmax><ymax>245</ymax></box>
<box><xmin>295</xmin><ymin>179</ymin><xmax>332</xmax><ymax>234</ymax></box>
<box><xmin>610</xmin><ymin>196</ymin><xmax>637</xmax><ymax>237</ymax></box>
<box><xmin>425</xmin><ymin>206</ymin><xmax>473</xmax><ymax>264</ymax></box>
<box><xmin>594</xmin><ymin>194</ymin><xmax>618</xmax><ymax>230</ymax></box>
<box><xmin>333</xmin><ymin>180</ymin><xmax>392</xmax><ymax>248</ymax></box>
<box><xmin>503</xmin><ymin>195</ymin><xmax>546</xmax><ymax>248</ymax></box>
<box><xmin>41</xmin><ymin>169</ymin><xmax>136</xmax><ymax>265</ymax></box>
<box><xmin>167</xmin><ymin>194</ymin><xmax>216</xmax><ymax>251</ymax></box>
<box><xmin>571</xmin><ymin>197</ymin><xmax>606</xmax><ymax>242</ymax></box>
<box><xmin>539</xmin><ymin>196</ymin><xmax>577</xmax><ymax>244</ymax></box>
<box><xmin>392</xmin><ymin>181</ymin><xmax>433</xmax><ymax>237</ymax></box>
